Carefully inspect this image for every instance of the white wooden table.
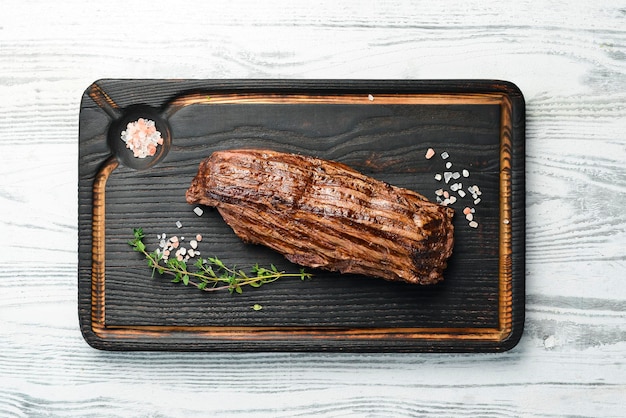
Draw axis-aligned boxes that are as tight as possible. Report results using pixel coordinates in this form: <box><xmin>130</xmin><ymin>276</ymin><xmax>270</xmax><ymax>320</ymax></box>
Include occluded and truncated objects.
<box><xmin>1</xmin><ymin>1</ymin><xmax>624</xmax><ymax>416</ymax></box>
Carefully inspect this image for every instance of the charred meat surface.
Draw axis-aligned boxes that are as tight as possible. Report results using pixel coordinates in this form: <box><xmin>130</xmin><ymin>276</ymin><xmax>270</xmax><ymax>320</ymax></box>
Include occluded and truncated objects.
<box><xmin>186</xmin><ymin>149</ymin><xmax>454</xmax><ymax>285</ymax></box>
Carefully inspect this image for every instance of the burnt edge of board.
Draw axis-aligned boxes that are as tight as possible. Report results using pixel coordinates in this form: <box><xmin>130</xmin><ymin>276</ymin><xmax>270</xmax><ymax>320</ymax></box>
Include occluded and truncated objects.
<box><xmin>78</xmin><ymin>79</ymin><xmax>525</xmax><ymax>352</ymax></box>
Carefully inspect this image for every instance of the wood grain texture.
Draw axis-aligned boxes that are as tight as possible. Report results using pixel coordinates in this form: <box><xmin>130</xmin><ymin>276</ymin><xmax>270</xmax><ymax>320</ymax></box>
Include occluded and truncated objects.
<box><xmin>78</xmin><ymin>80</ymin><xmax>523</xmax><ymax>352</ymax></box>
<box><xmin>1</xmin><ymin>0</ymin><xmax>624</xmax><ymax>416</ymax></box>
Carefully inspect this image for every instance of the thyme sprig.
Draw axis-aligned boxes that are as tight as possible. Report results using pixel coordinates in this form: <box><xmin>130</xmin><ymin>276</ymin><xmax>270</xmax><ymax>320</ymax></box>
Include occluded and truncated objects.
<box><xmin>128</xmin><ymin>228</ymin><xmax>311</xmax><ymax>294</ymax></box>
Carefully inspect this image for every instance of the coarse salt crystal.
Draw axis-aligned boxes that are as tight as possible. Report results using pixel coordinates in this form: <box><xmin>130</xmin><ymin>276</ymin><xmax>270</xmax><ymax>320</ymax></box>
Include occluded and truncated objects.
<box><xmin>462</xmin><ymin>169</ymin><xmax>469</xmax><ymax>177</ymax></box>
<box><xmin>469</xmin><ymin>221</ymin><xmax>478</xmax><ymax>228</ymax></box>
<box><xmin>445</xmin><ymin>161</ymin><xmax>452</xmax><ymax>169</ymax></box>
<box><xmin>444</xmin><ymin>172</ymin><xmax>453</xmax><ymax>183</ymax></box>
<box><xmin>463</xmin><ymin>207</ymin><xmax>472</xmax><ymax>215</ymax></box>
<box><xmin>458</xmin><ymin>190</ymin><xmax>466</xmax><ymax>198</ymax></box>
<box><xmin>503</xmin><ymin>219</ymin><xmax>510</xmax><ymax>224</ymax></box>
<box><xmin>196</xmin><ymin>234</ymin><xmax>203</xmax><ymax>242</ymax></box>
<box><xmin>190</xmin><ymin>239</ymin><xmax>198</xmax><ymax>249</ymax></box>
<box><xmin>544</xmin><ymin>335</ymin><xmax>557</xmax><ymax>349</ymax></box>
<box><xmin>176</xmin><ymin>221</ymin><xmax>183</xmax><ymax>229</ymax></box>
<box><xmin>193</xmin><ymin>207</ymin><xmax>204</xmax><ymax>216</ymax></box>
<box><xmin>441</xmin><ymin>151</ymin><xmax>449</xmax><ymax>159</ymax></box>
<box><xmin>466</xmin><ymin>213</ymin><xmax>474</xmax><ymax>221</ymax></box>
<box><xmin>474</xmin><ymin>198</ymin><xmax>481</xmax><ymax>205</ymax></box>
<box><xmin>425</xmin><ymin>148</ymin><xmax>435</xmax><ymax>159</ymax></box>
<box><xmin>435</xmin><ymin>188</ymin><xmax>444</xmax><ymax>196</ymax></box>
<box><xmin>448</xmin><ymin>195</ymin><xmax>457</xmax><ymax>204</ymax></box>
<box><xmin>451</xmin><ymin>172</ymin><xmax>461</xmax><ymax>180</ymax></box>
<box><xmin>368</xmin><ymin>94</ymin><xmax>374</xmax><ymax>101</ymax></box>
<box><xmin>434</xmin><ymin>173</ymin><xmax>442</xmax><ymax>181</ymax></box>
<box><xmin>120</xmin><ymin>118</ymin><xmax>163</xmax><ymax>159</ymax></box>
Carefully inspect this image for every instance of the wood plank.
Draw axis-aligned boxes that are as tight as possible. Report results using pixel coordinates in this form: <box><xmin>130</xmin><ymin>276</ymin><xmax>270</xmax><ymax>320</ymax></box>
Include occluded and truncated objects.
<box><xmin>77</xmin><ymin>79</ymin><xmax>524</xmax><ymax>351</ymax></box>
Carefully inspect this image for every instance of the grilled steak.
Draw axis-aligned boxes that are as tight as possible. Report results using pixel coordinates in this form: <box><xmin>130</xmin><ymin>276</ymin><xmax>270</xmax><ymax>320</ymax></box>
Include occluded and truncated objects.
<box><xmin>186</xmin><ymin>149</ymin><xmax>454</xmax><ymax>285</ymax></box>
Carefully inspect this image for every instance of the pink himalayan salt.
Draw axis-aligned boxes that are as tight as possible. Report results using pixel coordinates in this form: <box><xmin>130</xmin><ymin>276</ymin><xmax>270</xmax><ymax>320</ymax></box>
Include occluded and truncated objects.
<box><xmin>120</xmin><ymin>118</ymin><xmax>163</xmax><ymax>158</ymax></box>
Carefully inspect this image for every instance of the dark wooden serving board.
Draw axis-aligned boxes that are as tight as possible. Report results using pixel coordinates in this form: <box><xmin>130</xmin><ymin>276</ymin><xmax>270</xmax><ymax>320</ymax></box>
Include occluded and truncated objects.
<box><xmin>78</xmin><ymin>79</ymin><xmax>525</xmax><ymax>352</ymax></box>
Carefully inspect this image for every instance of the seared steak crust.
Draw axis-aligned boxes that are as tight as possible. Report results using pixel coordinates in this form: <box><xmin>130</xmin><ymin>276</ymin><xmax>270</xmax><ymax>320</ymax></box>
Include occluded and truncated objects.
<box><xmin>186</xmin><ymin>149</ymin><xmax>454</xmax><ymax>285</ymax></box>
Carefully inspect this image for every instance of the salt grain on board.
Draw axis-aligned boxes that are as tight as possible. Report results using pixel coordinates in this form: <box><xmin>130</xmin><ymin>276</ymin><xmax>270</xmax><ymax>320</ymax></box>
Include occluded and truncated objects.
<box><xmin>156</xmin><ymin>225</ymin><xmax>206</xmax><ymax>263</ymax></box>
<box><xmin>425</xmin><ymin>148</ymin><xmax>484</xmax><ymax>229</ymax></box>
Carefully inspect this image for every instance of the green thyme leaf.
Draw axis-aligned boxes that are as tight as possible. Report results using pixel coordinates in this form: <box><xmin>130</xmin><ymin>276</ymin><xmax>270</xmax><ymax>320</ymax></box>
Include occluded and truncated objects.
<box><xmin>128</xmin><ymin>229</ymin><xmax>312</xmax><ymax>294</ymax></box>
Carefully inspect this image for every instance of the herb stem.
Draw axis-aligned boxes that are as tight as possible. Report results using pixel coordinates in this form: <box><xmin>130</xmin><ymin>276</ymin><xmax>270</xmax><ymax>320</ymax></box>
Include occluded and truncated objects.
<box><xmin>129</xmin><ymin>228</ymin><xmax>311</xmax><ymax>294</ymax></box>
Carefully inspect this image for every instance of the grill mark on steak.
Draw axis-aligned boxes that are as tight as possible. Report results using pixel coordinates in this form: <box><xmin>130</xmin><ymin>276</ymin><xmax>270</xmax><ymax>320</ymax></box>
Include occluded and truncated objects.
<box><xmin>186</xmin><ymin>149</ymin><xmax>454</xmax><ymax>285</ymax></box>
